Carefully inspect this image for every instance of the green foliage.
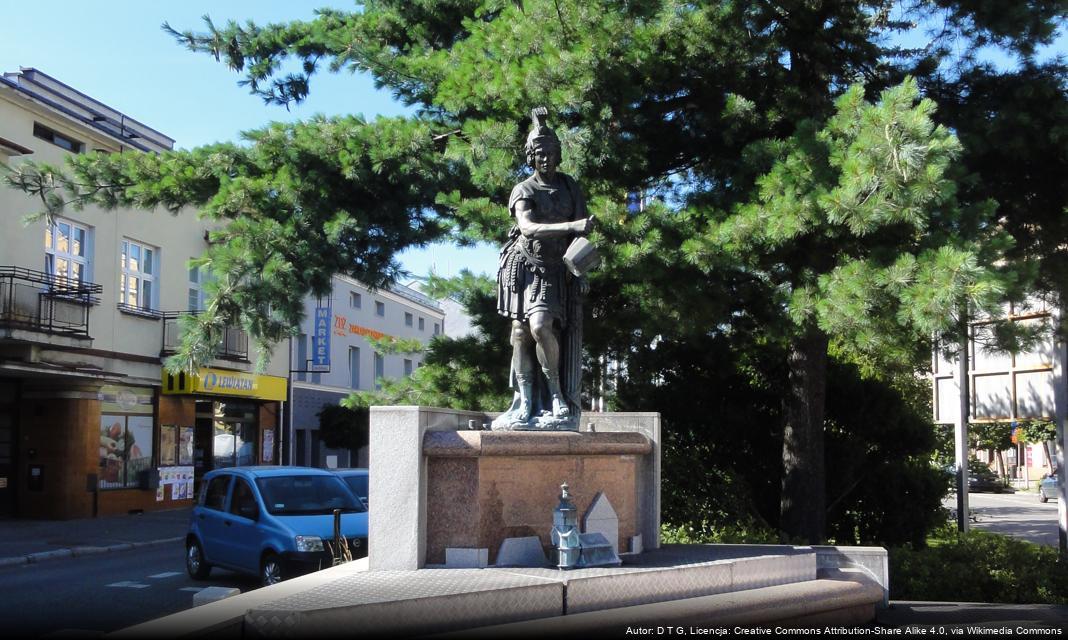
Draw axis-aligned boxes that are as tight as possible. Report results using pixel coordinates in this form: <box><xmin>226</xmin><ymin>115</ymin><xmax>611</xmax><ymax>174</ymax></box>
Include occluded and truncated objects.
<box><xmin>660</xmin><ymin>520</ymin><xmax>780</xmax><ymax>545</ymax></box>
<box><xmin>317</xmin><ymin>404</ymin><xmax>369</xmax><ymax>452</ymax></box>
<box><xmin>890</xmin><ymin>526</ymin><xmax>1068</xmax><ymax>604</ymax></box>
<box><xmin>1017</xmin><ymin>419</ymin><xmax>1058</xmax><ymax>445</ymax></box>
<box><xmin>969</xmin><ymin>421</ymin><xmax>1014</xmax><ymax>452</ymax></box>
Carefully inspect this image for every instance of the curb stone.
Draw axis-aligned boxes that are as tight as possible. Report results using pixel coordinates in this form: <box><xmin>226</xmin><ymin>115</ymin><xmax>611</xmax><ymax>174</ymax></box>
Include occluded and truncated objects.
<box><xmin>0</xmin><ymin>536</ymin><xmax>184</xmax><ymax>568</ymax></box>
<box><xmin>27</xmin><ymin>549</ymin><xmax>73</xmax><ymax>563</ymax></box>
<box><xmin>71</xmin><ymin>546</ymin><xmax>108</xmax><ymax>557</ymax></box>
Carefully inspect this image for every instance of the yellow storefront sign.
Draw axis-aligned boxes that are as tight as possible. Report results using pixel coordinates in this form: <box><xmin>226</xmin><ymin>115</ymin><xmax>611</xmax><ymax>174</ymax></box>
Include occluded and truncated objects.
<box><xmin>162</xmin><ymin>367</ymin><xmax>287</xmax><ymax>401</ymax></box>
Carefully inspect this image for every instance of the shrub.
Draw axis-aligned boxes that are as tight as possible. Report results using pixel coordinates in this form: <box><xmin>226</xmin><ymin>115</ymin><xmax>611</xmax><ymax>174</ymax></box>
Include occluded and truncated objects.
<box><xmin>889</xmin><ymin>525</ymin><xmax>1068</xmax><ymax>604</ymax></box>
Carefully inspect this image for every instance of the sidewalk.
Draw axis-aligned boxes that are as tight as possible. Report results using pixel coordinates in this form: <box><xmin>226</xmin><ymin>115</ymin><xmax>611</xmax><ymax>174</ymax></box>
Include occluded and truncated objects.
<box><xmin>0</xmin><ymin>507</ymin><xmax>189</xmax><ymax>567</ymax></box>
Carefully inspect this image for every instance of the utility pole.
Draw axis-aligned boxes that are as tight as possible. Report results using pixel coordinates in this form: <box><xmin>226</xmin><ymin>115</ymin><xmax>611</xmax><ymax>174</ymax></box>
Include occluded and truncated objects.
<box><xmin>955</xmin><ymin>312</ymin><xmax>970</xmax><ymax>533</ymax></box>
<box><xmin>1052</xmin><ymin>306</ymin><xmax>1068</xmax><ymax>554</ymax></box>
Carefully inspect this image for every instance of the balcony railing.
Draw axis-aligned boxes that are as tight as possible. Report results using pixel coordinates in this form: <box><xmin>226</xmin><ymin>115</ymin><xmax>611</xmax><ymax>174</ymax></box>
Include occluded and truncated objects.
<box><xmin>161</xmin><ymin>311</ymin><xmax>249</xmax><ymax>362</ymax></box>
<box><xmin>0</xmin><ymin>266</ymin><xmax>102</xmax><ymax>339</ymax></box>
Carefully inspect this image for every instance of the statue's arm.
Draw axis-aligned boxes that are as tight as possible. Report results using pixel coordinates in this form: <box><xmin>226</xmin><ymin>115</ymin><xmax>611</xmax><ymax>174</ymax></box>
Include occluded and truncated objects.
<box><xmin>515</xmin><ymin>199</ymin><xmax>593</xmax><ymax>239</ymax></box>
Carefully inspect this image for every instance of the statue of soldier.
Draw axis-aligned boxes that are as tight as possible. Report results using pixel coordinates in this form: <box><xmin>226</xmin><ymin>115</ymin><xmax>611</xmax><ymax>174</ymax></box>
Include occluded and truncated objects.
<box><xmin>492</xmin><ymin>107</ymin><xmax>595</xmax><ymax>431</ymax></box>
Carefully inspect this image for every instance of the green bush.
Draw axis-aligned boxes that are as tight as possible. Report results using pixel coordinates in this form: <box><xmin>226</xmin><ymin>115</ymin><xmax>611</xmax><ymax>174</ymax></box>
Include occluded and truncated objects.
<box><xmin>889</xmin><ymin>526</ymin><xmax>1068</xmax><ymax>604</ymax></box>
<box><xmin>661</xmin><ymin>520</ymin><xmax>780</xmax><ymax>545</ymax></box>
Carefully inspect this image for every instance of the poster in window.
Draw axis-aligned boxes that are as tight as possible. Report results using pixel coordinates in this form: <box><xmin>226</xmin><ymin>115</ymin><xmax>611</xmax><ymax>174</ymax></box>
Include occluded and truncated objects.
<box><xmin>262</xmin><ymin>429</ymin><xmax>274</xmax><ymax>464</ymax></box>
<box><xmin>124</xmin><ymin>416</ymin><xmax>155</xmax><ymax>488</ymax></box>
<box><xmin>178</xmin><ymin>426</ymin><xmax>194</xmax><ymax>466</ymax></box>
<box><xmin>100</xmin><ymin>415</ymin><xmax>126</xmax><ymax>488</ymax></box>
<box><xmin>159</xmin><ymin>425</ymin><xmax>177</xmax><ymax>467</ymax></box>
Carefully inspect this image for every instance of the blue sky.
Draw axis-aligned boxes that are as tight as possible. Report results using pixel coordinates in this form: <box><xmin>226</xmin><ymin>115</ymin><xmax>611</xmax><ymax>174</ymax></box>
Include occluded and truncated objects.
<box><xmin>2</xmin><ymin>0</ymin><xmax>498</xmax><ymax>279</ymax></box>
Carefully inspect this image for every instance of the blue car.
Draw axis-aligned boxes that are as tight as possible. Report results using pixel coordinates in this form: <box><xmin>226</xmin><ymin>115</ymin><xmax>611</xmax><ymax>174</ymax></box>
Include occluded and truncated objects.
<box><xmin>333</xmin><ymin>468</ymin><xmax>369</xmax><ymax>507</ymax></box>
<box><xmin>186</xmin><ymin>466</ymin><xmax>367</xmax><ymax>586</ymax></box>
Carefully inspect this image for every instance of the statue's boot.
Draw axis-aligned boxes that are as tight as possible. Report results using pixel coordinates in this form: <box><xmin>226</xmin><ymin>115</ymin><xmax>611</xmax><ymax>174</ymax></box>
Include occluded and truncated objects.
<box><xmin>543</xmin><ymin>368</ymin><xmax>569</xmax><ymax>418</ymax></box>
<box><xmin>514</xmin><ymin>374</ymin><xmax>534</xmax><ymax>422</ymax></box>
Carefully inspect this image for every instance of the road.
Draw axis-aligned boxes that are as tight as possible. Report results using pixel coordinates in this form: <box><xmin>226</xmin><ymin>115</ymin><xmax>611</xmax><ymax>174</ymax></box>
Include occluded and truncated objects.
<box><xmin>0</xmin><ymin>542</ymin><xmax>260</xmax><ymax>637</ymax></box>
<box><xmin>943</xmin><ymin>490</ymin><xmax>1061</xmax><ymax>546</ymax></box>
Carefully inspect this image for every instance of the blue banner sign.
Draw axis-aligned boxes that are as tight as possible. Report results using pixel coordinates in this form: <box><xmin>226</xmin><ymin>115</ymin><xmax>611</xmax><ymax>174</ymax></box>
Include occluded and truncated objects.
<box><xmin>310</xmin><ymin>304</ymin><xmax>332</xmax><ymax>372</ymax></box>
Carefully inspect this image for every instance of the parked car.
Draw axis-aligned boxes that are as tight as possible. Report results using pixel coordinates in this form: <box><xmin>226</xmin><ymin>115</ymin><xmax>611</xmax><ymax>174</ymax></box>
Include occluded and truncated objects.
<box><xmin>334</xmin><ymin>468</ymin><xmax>369</xmax><ymax>507</ymax></box>
<box><xmin>968</xmin><ymin>462</ymin><xmax>1011</xmax><ymax>493</ymax></box>
<box><xmin>1039</xmin><ymin>472</ymin><xmax>1059</xmax><ymax>503</ymax></box>
<box><xmin>186</xmin><ymin>466</ymin><xmax>367</xmax><ymax>587</ymax></box>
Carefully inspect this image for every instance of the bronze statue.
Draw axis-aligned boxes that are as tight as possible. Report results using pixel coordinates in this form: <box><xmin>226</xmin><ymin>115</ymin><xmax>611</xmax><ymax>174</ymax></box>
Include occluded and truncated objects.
<box><xmin>492</xmin><ymin>107</ymin><xmax>596</xmax><ymax>431</ymax></box>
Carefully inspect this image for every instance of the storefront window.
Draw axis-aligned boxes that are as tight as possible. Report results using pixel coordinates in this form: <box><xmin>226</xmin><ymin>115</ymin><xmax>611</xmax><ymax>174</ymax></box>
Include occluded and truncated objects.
<box><xmin>99</xmin><ymin>415</ymin><xmax>154</xmax><ymax>489</ymax></box>
<box><xmin>98</xmin><ymin>385</ymin><xmax>155</xmax><ymax>490</ymax></box>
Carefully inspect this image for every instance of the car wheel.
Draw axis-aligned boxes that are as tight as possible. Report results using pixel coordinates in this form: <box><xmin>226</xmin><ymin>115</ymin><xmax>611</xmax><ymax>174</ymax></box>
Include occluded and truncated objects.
<box><xmin>1040</xmin><ymin>489</ymin><xmax>1049</xmax><ymax>503</ymax></box>
<box><xmin>186</xmin><ymin>539</ymin><xmax>212</xmax><ymax>580</ymax></box>
<box><xmin>261</xmin><ymin>552</ymin><xmax>285</xmax><ymax>587</ymax></box>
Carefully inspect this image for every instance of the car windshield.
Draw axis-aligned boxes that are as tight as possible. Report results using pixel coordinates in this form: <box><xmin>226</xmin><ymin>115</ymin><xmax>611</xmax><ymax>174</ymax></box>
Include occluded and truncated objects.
<box><xmin>342</xmin><ymin>475</ymin><xmax>368</xmax><ymax>501</ymax></box>
<box><xmin>255</xmin><ymin>475</ymin><xmax>365</xmax><ymax>515</ymax></box>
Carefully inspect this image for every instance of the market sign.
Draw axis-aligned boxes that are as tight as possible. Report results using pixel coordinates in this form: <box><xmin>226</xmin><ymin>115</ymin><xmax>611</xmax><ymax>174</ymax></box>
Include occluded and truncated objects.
<box><xmin>310</xmin><ymin>303</ymin><xmax>331</xmax><ymax>372</ymax></box>
<box><xmin>162</xmin><ymin>367</ymin><xmax>287</xmax><ymax>401</ymax></box>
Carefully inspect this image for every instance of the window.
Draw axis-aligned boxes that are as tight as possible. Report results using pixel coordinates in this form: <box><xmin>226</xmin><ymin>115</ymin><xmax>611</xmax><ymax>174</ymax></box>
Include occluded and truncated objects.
<box><xmin>229</xmin><ymin>478</ymin><xmax>259</xmax><ymax>520</ymax></box>
<box><xmin>203</xmin><ymin>475</ymin><xmax>231</xmax><ymax>511</ymax></box>
<box><xmin>44</xmin><ymin>218</ymin><xmax>89</xmax><ymax>286</ymax></box>
<box><xmin>405</xmin><ymin>312</ymin><xmax>413</xmax><ymax>327</ymax></box>
<box><xmin>433</xmin><ymin>323</ymin><xmax>440</xmax><ymax>336</ymax></box>
<box><xmin>404</xmin><ymin>359</ymin><xmax>413</xmax><ymax>376</ymax></box>
<box><xmin>188</xmin><ymin>263</ymin><xmax>205</xmax><ymax>311</ymax></box>
<box><xmin>120</xmin><ymin>239</ymin><xmax>158</xmax><ymax>311</ymax></box>
<box><xmin>295</xmin><ymin>334</ymin><xmax>308</xmax><ymax>382</ymax></box>
<box><xmin>418</xmin><ymin>317</ymin><xmax>425</xmax><ymax>331</ymax></box>
<box><xmin>374</xmin><ymin>352</ymin><xmax>384</xmax><ymax>390</ymax></box>
<box><xmin>350</xmin><ymin>292</ymin><xmax>362</xmax><ymax>308</ymax></box>
<box><xmin>375</xmin><ymin>301</ymin><xmax>385</xmax><ymax>317</ymax></box>
<box><xmin>349</xmin><ymin>347</ymin><xmax>361</xmax><ymax>389</ymax></box>
<box><xmin>33</xmin><ymin>122</ymin><xmax>84</xmax><ymax>153</ymax></box>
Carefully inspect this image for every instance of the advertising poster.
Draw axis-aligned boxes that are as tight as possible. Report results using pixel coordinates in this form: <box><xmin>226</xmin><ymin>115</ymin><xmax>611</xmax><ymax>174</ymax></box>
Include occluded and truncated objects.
<box><xmin>125</xmin><ymin>416</ymin><xmax>154</xmax><ymax>488</ymax></box>
<box><xmin>99</xmin><ymin>415</ymin><xmax>126</xmax><ymax>488</ymax></box>
<box><xmin>159</xmin><ymin>425</ymin><xmax>177</xmax><ymax>466</ymax></box>
<box><xmin>262</xmin><ymin>429</ymin><xmax>275</xmax><ymax>464</ymax></box>
<box><xmin>178</xmin><ymin>427</ymin><xmax>194</xmax><ymax>465</ymax></box>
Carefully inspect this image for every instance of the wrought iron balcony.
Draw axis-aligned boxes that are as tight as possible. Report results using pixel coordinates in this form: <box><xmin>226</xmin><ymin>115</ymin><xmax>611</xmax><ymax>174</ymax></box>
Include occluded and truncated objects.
<box><xmin>161</xmin><ymin>311</ymin><xmax>249</xmax><ymax>362</ymax></box>
<box><xmin>0</xmin><ymin>266</ymin><xmax>102</xmax><ymax>339</ymax></box>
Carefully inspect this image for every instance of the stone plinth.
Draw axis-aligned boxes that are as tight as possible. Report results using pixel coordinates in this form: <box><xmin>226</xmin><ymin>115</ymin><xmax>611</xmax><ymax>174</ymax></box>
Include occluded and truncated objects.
<box><xmin>424</xmin><ymin>430</ymin><xmax>649</xmax><ymax>565</ymax></box>
<box><xmin>368</xmin><ymin>406</ymin><xmax>661</xmax><ymax>571</ymax></box>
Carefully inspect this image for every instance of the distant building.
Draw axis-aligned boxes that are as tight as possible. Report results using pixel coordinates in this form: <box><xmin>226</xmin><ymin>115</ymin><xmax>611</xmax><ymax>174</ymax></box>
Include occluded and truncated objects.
<box><xmin>932</xmin><ymin>297</ymin><xmax>1057</xmax><ymax>482</ymax></box>
<box><xmin>287</xmin><ymin>277</ymin><xmax>445</xmax><ymax>468</ymax></box>
<box><xmin>0</xmin><ymin>68</ymin><xmax>288</xmax><ymax>519</ymax></box>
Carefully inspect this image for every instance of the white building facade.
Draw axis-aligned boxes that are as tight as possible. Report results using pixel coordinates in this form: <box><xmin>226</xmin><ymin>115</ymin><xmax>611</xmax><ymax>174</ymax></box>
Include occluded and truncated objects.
<box><xmin>288</xmin><ymin>277</ymin><xmax>445</xmax><ymax>468</ymax></box>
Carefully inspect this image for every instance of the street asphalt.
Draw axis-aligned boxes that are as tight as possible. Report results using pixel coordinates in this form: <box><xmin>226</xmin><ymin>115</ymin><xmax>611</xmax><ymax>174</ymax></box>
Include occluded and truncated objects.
<box><xmin>0</xmin><ymin>507</ymin><xmax>1064</xmax><ymax>631</ymax></box>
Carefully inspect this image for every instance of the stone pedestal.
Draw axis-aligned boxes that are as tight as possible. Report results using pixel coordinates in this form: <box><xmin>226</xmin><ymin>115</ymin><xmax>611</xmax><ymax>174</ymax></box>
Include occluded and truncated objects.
<box><xmin>368</xmin><ymin>406</ymin><xmax>660</xmax><ymax>571</ymax></box>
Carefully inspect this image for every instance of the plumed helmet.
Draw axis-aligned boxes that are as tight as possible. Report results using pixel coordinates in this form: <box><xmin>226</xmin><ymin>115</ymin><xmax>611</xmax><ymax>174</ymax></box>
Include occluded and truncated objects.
<box><xmin>525</xmin><ymin>106</ymin><xmax>561</xmax><ymax>153</ymax></box>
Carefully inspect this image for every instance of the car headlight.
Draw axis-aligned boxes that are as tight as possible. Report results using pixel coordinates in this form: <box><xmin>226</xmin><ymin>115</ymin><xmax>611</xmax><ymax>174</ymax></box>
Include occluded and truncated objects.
<box><xmin>295</xmin><ymin>535</ymin><xmax>324</xmax><ymax>552</ymax></box>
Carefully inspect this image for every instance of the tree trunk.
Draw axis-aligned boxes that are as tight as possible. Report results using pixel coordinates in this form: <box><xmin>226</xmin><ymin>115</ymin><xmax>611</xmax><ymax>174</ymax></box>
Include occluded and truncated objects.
<box><xmin>780</xmin><ymin>327</ymin><xmax>829</xmax><ymax>544</ymax></box>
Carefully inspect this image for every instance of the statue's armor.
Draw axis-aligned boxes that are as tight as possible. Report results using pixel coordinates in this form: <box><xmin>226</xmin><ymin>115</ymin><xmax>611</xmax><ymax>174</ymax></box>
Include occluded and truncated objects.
<box><xmin>497</xmin><ymin>172</ymin><xmax>584</xmax><ymax>325</ymax></box>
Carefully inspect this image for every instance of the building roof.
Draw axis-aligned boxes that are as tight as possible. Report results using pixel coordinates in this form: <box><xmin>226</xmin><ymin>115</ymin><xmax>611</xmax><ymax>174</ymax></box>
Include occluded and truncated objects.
<box><xmin>0</xmin><ymin>67</ymin><xmax>174</xmax><ymax>153</ymax></box>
